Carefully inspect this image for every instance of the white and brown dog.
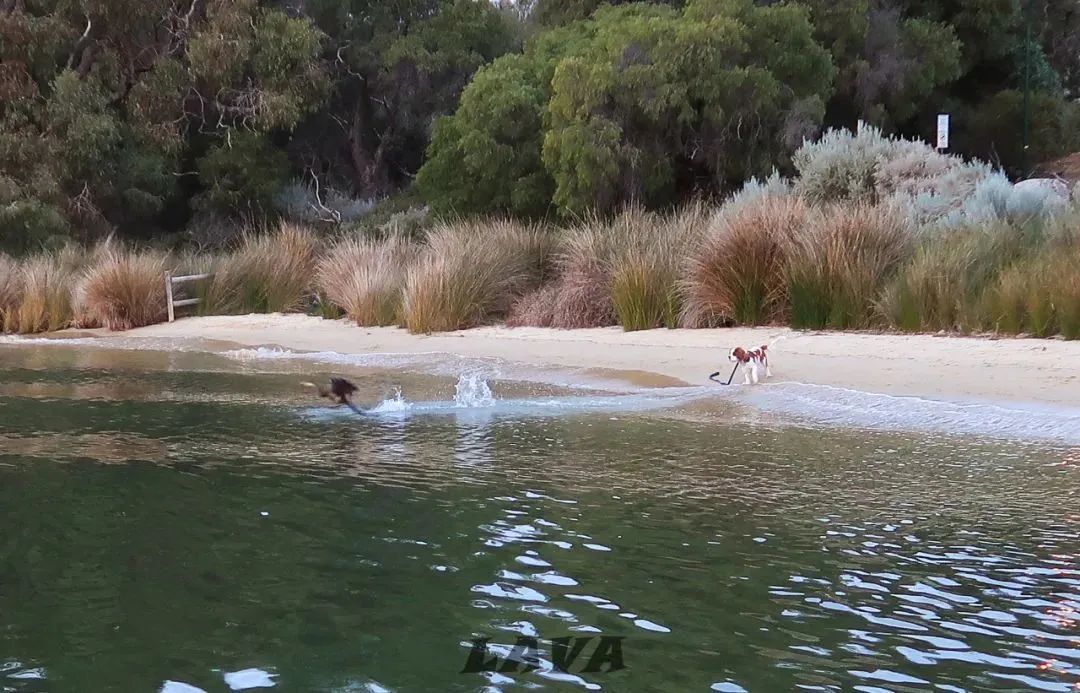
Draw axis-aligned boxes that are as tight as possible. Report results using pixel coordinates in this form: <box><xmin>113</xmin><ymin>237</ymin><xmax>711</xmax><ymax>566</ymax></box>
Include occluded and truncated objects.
<box><xmin>728</xmin><ymin>337</ymin><xmax>783</xmax><ymax>385</ymax></box>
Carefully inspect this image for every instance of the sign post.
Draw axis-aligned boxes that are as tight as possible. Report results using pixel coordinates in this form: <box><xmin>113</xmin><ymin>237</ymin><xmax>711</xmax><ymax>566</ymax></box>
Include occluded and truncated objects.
<box><xmin>936</xmin><ymin>113</ymin><xmax>950</xmax><ymax>151</ymax></box>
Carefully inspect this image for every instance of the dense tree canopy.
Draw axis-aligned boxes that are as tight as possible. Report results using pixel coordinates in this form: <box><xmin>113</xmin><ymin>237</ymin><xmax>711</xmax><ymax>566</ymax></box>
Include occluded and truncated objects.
<box><xmin>421</xmin><ymin>0</ymin><xmax>836</xmax><ymax>216</ymax></box>
<box><xmin>0</xmin><ymin>0</ymin><xmax>1077</xmax><ymax>250</ymax></box>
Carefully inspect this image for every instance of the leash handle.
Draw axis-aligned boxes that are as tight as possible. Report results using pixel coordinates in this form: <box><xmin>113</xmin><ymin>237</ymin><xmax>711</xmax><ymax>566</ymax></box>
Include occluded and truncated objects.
<box><xmin>709</xmin><ymin>362</ymin><xmax>739</xmax><ymax>386</ymax></box>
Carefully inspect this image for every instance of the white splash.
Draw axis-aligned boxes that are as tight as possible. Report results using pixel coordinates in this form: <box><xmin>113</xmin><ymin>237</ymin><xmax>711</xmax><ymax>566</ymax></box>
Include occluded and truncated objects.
<box><xmin>369</xmin><ymin>388</ymin><xmax>412</xmax><ymax>413</ymax></box>
<box><xmin>223</xmin><ymin>668</ymin><xmax>276</xmax><ymax>690</ymax></box>
<box><xmin>454</xmin><ymin>374</ymin><xmax>495</xmax><ymax>408</ymax></box>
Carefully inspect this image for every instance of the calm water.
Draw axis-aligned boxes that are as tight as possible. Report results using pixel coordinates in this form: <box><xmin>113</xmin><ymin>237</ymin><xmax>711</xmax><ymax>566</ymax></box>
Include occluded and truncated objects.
<box><xmin>0</xmin><ymin>343</ymin><xmax>1078</xmax><ymax>692</ymax></box>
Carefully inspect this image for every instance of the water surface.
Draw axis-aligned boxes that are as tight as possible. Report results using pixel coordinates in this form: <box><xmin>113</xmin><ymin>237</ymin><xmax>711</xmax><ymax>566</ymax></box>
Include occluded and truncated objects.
<box><xmin>0</xmin><ymin>344</ymin><xmax>1077</xmax><ymax>692</ymax></box>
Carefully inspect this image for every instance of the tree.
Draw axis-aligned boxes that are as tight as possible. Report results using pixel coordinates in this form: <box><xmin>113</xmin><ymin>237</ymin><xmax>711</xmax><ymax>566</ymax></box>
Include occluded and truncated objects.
<box><xmin>421</xmin><ymin>0</ymin><xmax>836</xmax><ymax>216</ymax></box>
<box><xmin>0</xmin><ymin>0</ymin><xmax>328</xmax><ymax>251</ymax></box>
<box><xmin>418</xmin><ymin>21</ymin><xmax>598</xmax><ymax>217</ymax></box>
<box><xmin>295</xmin><ymin>0</ymin><xmax>519</xmax><ymax>199</ymax></box>
<box><xmin>796</xmin><ymin>0</ymin><xmax>962</xmax><ymax>131</ymax></box>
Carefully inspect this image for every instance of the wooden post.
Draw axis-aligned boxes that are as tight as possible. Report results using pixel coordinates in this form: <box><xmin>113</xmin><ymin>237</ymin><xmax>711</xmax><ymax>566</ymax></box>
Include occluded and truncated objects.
<box><xmin>165</xmin><ymin>272</ymin><xmax>175</xmax><ymax>323</ymax></box>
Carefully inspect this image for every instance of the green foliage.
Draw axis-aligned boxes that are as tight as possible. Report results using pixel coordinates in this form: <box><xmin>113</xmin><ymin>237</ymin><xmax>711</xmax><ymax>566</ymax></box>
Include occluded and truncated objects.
<box><xmin>419</xmin><ymin>55</ymin><xmax>555</xmax><ymax>218</ymax></box>
<box><xmin>423</xmin><ymin>0</ymin><xmax>835</xmax><ymax>217</ymax></box>
<box><xmin>196</xmin><ymin>132</ymin><xmax>290</xmax><ymax>216</ymax></box>
<box><xmin>961</xmin><ymin>90</ymin><xmax>1080</xmax><ymax>176</ymax></box>
<box><xmin>0</xmin><ymin>0</ymin><xmax>1078</xmax><ymax>244</ymax></box>
<box><xmin>0</xmin><ymin>0</ymin><xmax>330</xmax><ymax>248</ymax></box>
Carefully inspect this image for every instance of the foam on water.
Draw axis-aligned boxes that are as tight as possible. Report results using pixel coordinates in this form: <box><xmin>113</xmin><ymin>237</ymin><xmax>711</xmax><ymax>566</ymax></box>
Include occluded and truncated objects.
<box><xmin>222</xmin><ymin>346</ymin><xmax>643</xmax><ymax>393</ymax></box>
<box><xmin>302</xmin><ymin>374</ymin><xmax>712</xmax><ymax>423</ymax></box>
<box><xmin>744</xmin><ymin>382</ymin><xmax>1080</xmax><ymax>444</ymax></box>
<box><xmin>0</xmin><ymin>335</ymin><xmax>101</xmax><ymax>346</ymax></box>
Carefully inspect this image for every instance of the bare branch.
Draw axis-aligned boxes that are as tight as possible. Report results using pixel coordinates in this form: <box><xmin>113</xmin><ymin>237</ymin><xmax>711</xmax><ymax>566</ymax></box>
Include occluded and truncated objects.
<box><xmin>67</xmin><ymin>15</ymin><xmax>93</xmax><ymax>71</ymax></box>
<box><xmin>307</xmin><ymin>169</ymin><xmax>342</xmax><ymax>223</ymax></box>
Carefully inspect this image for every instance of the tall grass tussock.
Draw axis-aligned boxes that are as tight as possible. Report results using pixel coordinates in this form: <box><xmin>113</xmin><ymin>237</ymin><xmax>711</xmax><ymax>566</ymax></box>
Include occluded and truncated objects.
<box><xmin>0</xmin><ymin>254</ymin><xmax>22</xmax><ymax>332</ymax></box>
<box><xmin>610</xmin><ymin>203</ymin><xmax>708</xmax><ymax>331</ymax></box>
<box><xmin>317</xmin><ymin>235</ymin><xmax>417</xmax><ymax>326</ymax></box>
<box><xmin>11</xmin><ymin>251</ymin><xmax>79</xmax><ymax>334</ymax></box>
<box><xmin>403</xmin><ymin>219</ymin><xmax>551</xmax><ymax>333</ymax></box>
<box><xmin>681</xmin><ymin>192</ymin><xmax>808</xmax><ymax>327</ymax></box>
<box><xmin>784</xmin><ymin>203</ymin><xmax>910</xmax><ymax>329</ymax></box>
<box><xmin>80</xmin><ymin>247</ymin><xmax>170</xmax><ymax>330</ymax></box>
<box><xmin>198</xmin><ymin>222</ymin><xmax>320</xmax><ymax>315</ymax></box>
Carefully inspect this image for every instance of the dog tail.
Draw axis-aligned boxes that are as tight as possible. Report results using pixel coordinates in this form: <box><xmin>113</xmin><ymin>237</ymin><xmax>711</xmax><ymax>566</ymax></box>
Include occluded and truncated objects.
<box><xmin>765</xmin><ymin>335</ymin><xmax>786</xmax><ymax>351</ymax></box>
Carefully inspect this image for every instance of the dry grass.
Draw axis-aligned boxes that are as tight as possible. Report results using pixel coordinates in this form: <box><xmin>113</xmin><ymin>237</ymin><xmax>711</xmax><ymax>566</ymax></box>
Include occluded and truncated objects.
<box><xmin>198</xmin><ymin>221</ymin><xmax>320</xmax><ymax>315</ymax></box>
<box><xmin>79</xmin><ymin>247</ymin><xmax>170</xmax><ymax>330</ymax></box>
<box><xmin>70</xmin><ymin>237</ymin><xmax>122</xmax><ymax>328</ymax></box>
<box><xmin>681</xmin><ymin>193</ymin><xmax>809</xmax><ymax>327</ymax></box>
<box><xmin>0</xmin><ymin>254</ymin><xmax>23</xmax><ymax>332</ymax></box>
<box><xmin>316</xmin><ymin>234</ymin><xmax>418</xmax><ymax>326</ymax></box>
<box><xmin>11</xmin><ymin>253</ymin><xmax>78</xmax><ymax>333</ymax></box>
<box><xmin>1052</xmin><ymin>252</ymin><xmax>1080</xmax><ymax>340</ymax></box>
<box><xmin>507</xmin><ymin>284</ymin><xmax>558</xmax><ymax>327</ymax></box>
<box><xmin>402</xmin><ymin>218</ymin><xmax>551</xmax><ymax>333</ymax></box>
<box><xmin>610</xmin><ymin>203</ymin><xmax>708</xmax><ymax>331</ymax></box>
<box><xmin>979</xmin><ymin>246</ymin><xmax>1080</xmax><ymax>337</ymax></box>
<box><xmin>785</xmin><ymin>203</ymin><xmax>911</xmax><ymax>329</ymax></box>
<box><xmin>547</xmin><ymin>215</ymin><xmax>622</xmax><ymax>329</ymax></box>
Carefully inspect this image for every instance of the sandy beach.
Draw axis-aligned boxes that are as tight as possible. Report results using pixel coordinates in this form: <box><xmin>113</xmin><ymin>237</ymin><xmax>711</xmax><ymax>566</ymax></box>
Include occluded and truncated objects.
<box><xmin>75</xmin><ymin>314</ymin><xmax>1080</xmax><ymax>408</ymax></box>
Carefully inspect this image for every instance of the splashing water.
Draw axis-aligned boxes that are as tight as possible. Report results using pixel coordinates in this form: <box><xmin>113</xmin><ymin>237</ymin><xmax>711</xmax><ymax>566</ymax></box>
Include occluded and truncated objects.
<box><xmin>368</xmin><ymin>387</ymin><xmax>412</xmax><ymax>413</ymax></box>
<box><xmin>453</xmin><ymin>374</ymin><xmax>495</xmax><ymax>408</ymax></box>
<box><xmin>364</xmin><ymin>375</ymin><xmax>496</xmax><ymax>414</ymax></box>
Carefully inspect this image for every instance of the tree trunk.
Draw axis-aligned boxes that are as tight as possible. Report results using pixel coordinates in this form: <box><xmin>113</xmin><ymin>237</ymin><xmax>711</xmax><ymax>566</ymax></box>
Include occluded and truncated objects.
<box><xmin>348</xmin><ymin>81</ymin><xmax>390</xmax><ymax>197</ymax></box>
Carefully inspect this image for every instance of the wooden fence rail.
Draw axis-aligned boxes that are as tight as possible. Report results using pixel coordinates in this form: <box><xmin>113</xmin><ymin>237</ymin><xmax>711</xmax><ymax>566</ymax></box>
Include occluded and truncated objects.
<box><xmin>165</xmin><ymin>272</ymin><xmax>212</xmax><ymax>322</ymax></box>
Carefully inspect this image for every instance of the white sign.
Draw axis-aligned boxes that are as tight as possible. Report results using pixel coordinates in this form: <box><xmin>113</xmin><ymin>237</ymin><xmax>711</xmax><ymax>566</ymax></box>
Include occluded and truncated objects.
<box><xmin>936</xmin><ymin>113</ymin><xmax>950</xmax><ymax>150</ymax></box>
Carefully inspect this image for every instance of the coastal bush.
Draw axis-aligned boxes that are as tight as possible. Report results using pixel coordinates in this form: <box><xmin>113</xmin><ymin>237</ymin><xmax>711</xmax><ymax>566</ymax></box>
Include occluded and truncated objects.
<box><xmin>11</xmin><ymin>251</ymin><xmax>79</xmax><ymax>334</ymax></box>
<box><xmin>681</xmin><ymin>192</ymin><xmax>808</xmax><ymax>327</ymax></box>
<box><xmin>0</xmin><ymin>254</ymin><xmax>23</xmax><ymax>332</ymax></box>
<box><xmin>794</xmin><ymin>127</ymin><xmax>894</xmax><ymax>204</ymax></box>
<box><xmin>403</xmin><ymin>219</ymin><xmax>551</xmax><ymax>333</ymax></box>
<box><xmin>1052</xmin><ymin>254</ymin><xmax>1080</xmax><ymax>340</ymax></box>
<box><xmin>546</xmin><ymin>216</ymin><xmax>622</xmax><ymax>329</ymax></box>
<box><xmin>317</xmin><ymin>235</ymin><xmax>417</xmax><ymax>326</ymax></box>
<box><xmin>507</xmin><ymin>285</ymin><xmax>558</xmax><ymax>328</ymax></box>
<box><xmin>80</xmin><ymin>248</ymin><xmax>170</xmax><ymax>330</ymax></box>
<box><xmin>197</xmin><ymin>222</ymin><xmax>320</xmax><ymax>315</ymax></box>
<box><xmin>610</xmin><ymin>204</ymin><xmax>707</xmax><ymax>331</ymax></box>
<box><xmin>785</xmin><ymin>203</ymin><xmax>910</xmax><ymax>329</ymax></box>
<box><xmin>978</xmin><ymin>245</ymin><xmax>1080</xmax><ymax>337</ymax></box>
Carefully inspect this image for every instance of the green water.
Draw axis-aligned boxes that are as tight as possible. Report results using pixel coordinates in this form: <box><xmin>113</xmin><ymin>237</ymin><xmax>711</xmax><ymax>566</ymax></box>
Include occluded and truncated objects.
<box><xmin>0</xmin><ymin>345</ymin><xmax>1078</xmax><ymax>692</ymax></box>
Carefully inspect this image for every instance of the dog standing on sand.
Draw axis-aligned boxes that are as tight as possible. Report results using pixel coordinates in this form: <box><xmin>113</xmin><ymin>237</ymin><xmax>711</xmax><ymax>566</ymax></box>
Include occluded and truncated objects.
<box><xmin>728</xmin><ymin>337</ymin><xmax>784</xmax><ymax>385</ymax></box>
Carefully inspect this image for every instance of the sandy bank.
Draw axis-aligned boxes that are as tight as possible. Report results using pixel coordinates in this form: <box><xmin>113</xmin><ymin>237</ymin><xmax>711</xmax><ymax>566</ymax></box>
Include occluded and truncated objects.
<box><xmin>76</xmin><ymin>314</ymin><xmax>1080</xmax><ymax>408</ymax></box>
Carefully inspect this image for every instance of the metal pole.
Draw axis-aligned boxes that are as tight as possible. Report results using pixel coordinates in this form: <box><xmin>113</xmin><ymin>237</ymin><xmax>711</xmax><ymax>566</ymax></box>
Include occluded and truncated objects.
<box><xmin>1022</xmin><ymin>0</ymin><xmax>1032</xmax><ymax>174</ymax></box>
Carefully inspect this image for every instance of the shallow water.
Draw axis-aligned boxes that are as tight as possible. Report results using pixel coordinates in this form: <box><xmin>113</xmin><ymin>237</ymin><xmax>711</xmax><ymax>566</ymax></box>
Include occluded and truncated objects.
<box><xmin>0</xmin><ymin>343</ymin><xmax>1078</xmax><ymax>692</ymax></box>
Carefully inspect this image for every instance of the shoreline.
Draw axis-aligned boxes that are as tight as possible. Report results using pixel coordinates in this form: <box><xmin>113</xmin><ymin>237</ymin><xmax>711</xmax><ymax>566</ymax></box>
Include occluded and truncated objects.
<box><xmin>53</xmin><ymin>313</ymin><xmax>1080</xmax><ymax>409</ymax></box>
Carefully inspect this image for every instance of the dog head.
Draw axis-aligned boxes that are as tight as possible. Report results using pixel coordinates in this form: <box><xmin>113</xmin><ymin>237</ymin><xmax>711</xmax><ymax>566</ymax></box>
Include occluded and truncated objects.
<box><xmin>728</xmin><ymin>347</ymin><xmax>748</xmax><ymax>363</ymax></box>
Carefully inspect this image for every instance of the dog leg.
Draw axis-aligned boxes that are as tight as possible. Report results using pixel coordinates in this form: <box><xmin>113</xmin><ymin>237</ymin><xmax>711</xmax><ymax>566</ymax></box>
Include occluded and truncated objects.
<box><xmin>743</xmin><ymin>364</ymin><xmax>752</xmax><ymax>385</ymax></box>
<box><xmin>765</xmin><ymin>356</ymin><xmax>772</xmax><ymax>378</ymax></box>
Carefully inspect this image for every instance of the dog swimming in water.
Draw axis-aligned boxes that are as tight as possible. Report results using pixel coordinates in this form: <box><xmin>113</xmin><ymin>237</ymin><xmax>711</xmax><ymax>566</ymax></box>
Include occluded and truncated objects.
<box><xmin>302</xmin><ymin>377</ymin><xmax>362</xmax><ymax>413</ymax></box>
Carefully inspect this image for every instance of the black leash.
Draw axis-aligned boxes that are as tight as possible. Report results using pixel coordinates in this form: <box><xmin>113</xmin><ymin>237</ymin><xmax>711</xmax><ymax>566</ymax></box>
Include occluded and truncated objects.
<box><xmin>708</xmin><ymin>362</ymin><xmax>739</xmax><ymax>386</ymax></box>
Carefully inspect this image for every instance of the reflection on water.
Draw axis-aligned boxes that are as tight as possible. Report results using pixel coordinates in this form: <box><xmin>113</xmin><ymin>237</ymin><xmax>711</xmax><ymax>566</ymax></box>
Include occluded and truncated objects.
<box><xmin>0</xmin><ymin>344</ymin><xmax>1077</xmax><ymax>692</ymax></box>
